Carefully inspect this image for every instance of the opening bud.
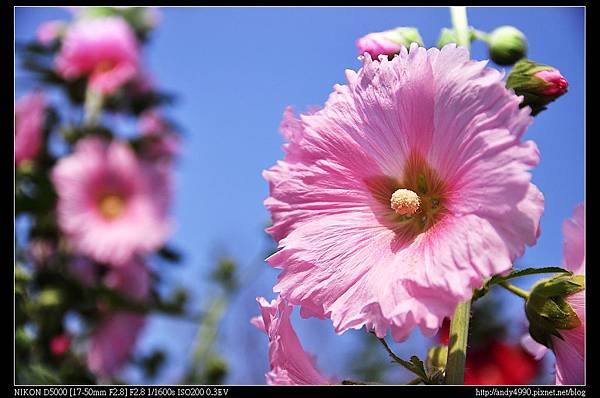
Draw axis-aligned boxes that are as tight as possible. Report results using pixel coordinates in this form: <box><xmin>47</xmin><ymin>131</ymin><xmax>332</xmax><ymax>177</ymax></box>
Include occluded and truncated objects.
<box><xmin>357</xmin><ymin>27</ymin><xmax>423</xmax><ymax>59</ymax></box>
<box><xmin>507</xmin><ymin>59</ymin><xmax>569</xmax><ymax>116</ymax></box>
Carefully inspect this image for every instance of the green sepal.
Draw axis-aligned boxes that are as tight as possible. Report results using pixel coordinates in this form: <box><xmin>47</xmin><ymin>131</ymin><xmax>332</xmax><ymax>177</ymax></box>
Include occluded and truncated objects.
<box><xmin>387</xmin><ymin>27</ymin><xmax>424</xmax><ymax>48</ymax></box>
<box><xmin>525</xmin><ymin>274</ymin><xmax>584</xmax><ymax>349</ymax></box>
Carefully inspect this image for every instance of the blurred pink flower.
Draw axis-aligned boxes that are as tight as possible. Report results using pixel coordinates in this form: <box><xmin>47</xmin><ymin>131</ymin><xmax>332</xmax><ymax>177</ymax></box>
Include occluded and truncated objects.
<box><xmin>562</xmin><ymin>203</ymin><xmax>584</xmax><ymax>275</ymax></box>
<box><xmin>139</xmin><ymin>110</ymin><xmax>180</xmax><ymax>160</ymax></box>
<box><xmin>51</xmin><ymin>137</ymin><xmax>171</xmax><ymax>266</ymax></box>
<box><xmin>15</xmin><ymin>92</ymin><xmax>45</xmax><ymax>166</ymax></box>
<box><xmin>554</xmin><ymin>203</ymin><xmax>585</xmax><ymax>385</ymax></box>
<box><xmin>36</xmin><ymin>20</ymin><xmax>65</xmax><ymax>45</ymax></box>
<box><xmin>87</xmin><ymin>261</ymin><xmax>150</xmax><ymax>377</ymax></box>
<box><xmin>264</xmin><ymin>44</ymin><xmax>543</xmax><ymax>341</ymax></box>
<box><xmin>56</xmin><ymin>17</ymin><xmax>139</xmax><ymax>95</ymax></box>
<box><xmin>103</xmin><ymin>259</ymin><xmax>151</xmax><ymax>301</ymax></box>
<box><xmin>87</xmin><ymin>312</ymin><xmax>146</xmax><ymax>377</ymax></box>
<box><xmin>252</xmin><ymin>296</ymin><xmax>335</xmax><ymax>385</ymax></box>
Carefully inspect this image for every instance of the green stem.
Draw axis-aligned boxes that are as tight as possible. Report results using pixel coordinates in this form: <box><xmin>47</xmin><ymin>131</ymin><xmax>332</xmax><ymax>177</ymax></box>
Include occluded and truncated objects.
<box><xmin>450</xmin><ymin>6</ymin><xmax>470</xmax><ymax>49</ymax></box>
<box><xmin>444</xmin><ymin>300</ymin><xmax>471</xmax><ymax>385</ymax></box>
<box><xmin>499</xmin><ymin>281</ymin><xmax>529</xmax><ymax>299</ymax></box>
<box><xmin>472</xmin><ymin>29</ymin><xmax>490</xmax><ymax>43</ymax></box>
<box><xmin>84</xmin><ymin>87</ymin><xmax>103</xmax><ymax>126</ymax></box>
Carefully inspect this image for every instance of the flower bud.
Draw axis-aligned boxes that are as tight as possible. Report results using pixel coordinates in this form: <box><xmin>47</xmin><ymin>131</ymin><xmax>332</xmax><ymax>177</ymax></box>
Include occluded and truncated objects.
<box><xmin>488</xmin><ymin>26</ymin><xmax>528</xmax><ymax>66</ymax></box>
<box><xmin>525</xmin><ymin>274</ymin><xmax>584</xmax><ymax>350</ymax></box>
<box><xmin>507</xmin><ymin>59</ymin><xmax>569</xmax><ymax>115</ymax></box>
<box><xmin>357</xmin><ymin>27</ymin><xmax>423</xmax><ymax>59</ymax></box>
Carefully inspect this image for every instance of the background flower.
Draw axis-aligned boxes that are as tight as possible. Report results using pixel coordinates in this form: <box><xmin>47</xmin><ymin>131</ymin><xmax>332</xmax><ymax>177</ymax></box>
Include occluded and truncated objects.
<box><xmin>15</xmin><ymin>92</ymin><xmax>45</xmax><ymax>166</ymax></box>
<box><xmin>87</xmin><ymin>260</ymin><xmax>150</xmax><ymax>377</ymax></box>
<box><xmin>56</xmin><ymin>16</ymin><xmax>139</xmax><ymax>94</ymax></box>
<box><xmin>51</xmin><ymin>137</ymin><xmax>171</xmax><ymax>266</ymax></box>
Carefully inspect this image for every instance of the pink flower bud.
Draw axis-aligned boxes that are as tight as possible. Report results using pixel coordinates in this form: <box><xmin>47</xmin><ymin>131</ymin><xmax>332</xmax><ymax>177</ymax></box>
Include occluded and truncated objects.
<box><xmin>534</xmin><ymin>69</ymin><xmax>569</xmax><ymax>96</ymax></box>
<box><xmin>356</xmin><ymin>32</ymin><xmax>403</xmax><ymax>59</ymax></box>
<box><xmin>356</xmin><ymin>27</ymin><xmax>423</xmax><ymax>60</ymax></box>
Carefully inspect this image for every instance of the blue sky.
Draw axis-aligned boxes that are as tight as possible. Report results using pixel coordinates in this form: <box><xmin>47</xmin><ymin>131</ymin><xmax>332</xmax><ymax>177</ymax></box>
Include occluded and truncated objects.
<box><xmin>15</xmin><ymin>7</ymin><xmax>584</xmax><ymax>384</ymax></box>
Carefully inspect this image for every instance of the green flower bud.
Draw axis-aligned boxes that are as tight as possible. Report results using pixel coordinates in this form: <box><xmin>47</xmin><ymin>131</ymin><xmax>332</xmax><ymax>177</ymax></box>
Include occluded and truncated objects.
<box><xmin>525</xmin><ymin>274</ymin><xmax>584</xmax><ymax>350</ymax></box>
<box><xmin>488</xmin><ymin>26</ymin><xmax>528</xmax><ymax>66</ymax></box>
<box><xmin>387</xmin><ymin>27</ymin><xmax>424</xmax><ymax>48</ymax></box>
<box><xmin>507</xmin><ymin>59</ymin><xmax>569</xmax><ymax>116</ymax></box>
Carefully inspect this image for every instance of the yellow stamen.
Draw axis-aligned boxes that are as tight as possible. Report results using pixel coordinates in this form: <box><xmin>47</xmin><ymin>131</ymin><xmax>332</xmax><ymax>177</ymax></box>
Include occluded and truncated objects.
<box><xmin>94</xmin><ymin>60</ymin><xmax>115</xmax><ymax>74</ymax></box>
<box><xmin>98</xmin><ymin>194</ymin><xmax>125</xmax><ymax>220</ymax></box>
<box><xmin>390</xmin><ymin>188</ymin><xmax>420</xmax><ymax>216</ymax></box>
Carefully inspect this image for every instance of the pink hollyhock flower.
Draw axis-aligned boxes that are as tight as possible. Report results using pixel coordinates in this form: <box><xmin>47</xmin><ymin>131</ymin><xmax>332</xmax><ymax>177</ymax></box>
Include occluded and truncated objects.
<box><xmin>15</xmin><ymin>92</ymin><xmax>45</xmax><ymax>166</ymax></box>
<box><xmin>87</xmin><ymin>261</ymin><xmax>150</xmax><ymax>377</ymax></box>
<box><xmin>554</xmin><ymin>204</ymin><xmax>585</xmax><ymax>385</ymax></box>
<box><xmin>562</xmin><ymin>204</ymin><xmax>584</xmax><ymax>275</ymax></box>
<box><xmin>103</xmin><ymin>259</ymin><xmax>151</xmax><ymax>301</ymax></box>
<box><xmin>37</xmin><ymin>20</ymin><xmax>66</xmax><ymax>45</ymax></box>
<box><xmin>264</xmin><ymin>44</ymin><xmax>543</xmax><ymax>341</ymax></box>
<box><xmin>252</xmin><ymin>296</ymin><xmax>336</xmax><ymax>385</ymax></box>
<box><xmin>87</xmin><ymin>312</ymin><xmax>146</xmax><ymax>376</ymax></box>
<box><xmin>534</xmin><ymin>69</ymin><xmax>568</xmax><ymax>96</ymax></box>
<box><xmin>51</xmin><ymin>137</ymin><xmax>171</xmax><ymax>266</ymax></box>
<box><xmin>56</xmin><ymin>16</ymin><xmax>139</xmax><ymax>95</ymax></box>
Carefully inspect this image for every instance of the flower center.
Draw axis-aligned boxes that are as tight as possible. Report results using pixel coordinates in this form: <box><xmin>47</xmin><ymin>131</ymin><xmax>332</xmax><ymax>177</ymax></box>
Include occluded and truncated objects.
<box><xmin>366</xmin><ymin>152</ymin><xmax>447</xmax><ymax>236</ymax></box>
<box><xmin>98</xmin><ymin>194</ymin><xmax>125</xmax><ymax>220</ymax></box>
<box><xmin>94</xmin><ymin>60</ymin><xmax>116</xmax><ymax>74</ymax></box>
<box><xmin>390</xmin><ymin>189</ymin><xmax>420</xmax><ymax>215</ymax></box>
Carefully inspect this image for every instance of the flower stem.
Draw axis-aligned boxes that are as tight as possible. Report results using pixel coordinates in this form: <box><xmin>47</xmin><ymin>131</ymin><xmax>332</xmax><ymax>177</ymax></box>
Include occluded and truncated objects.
<box><xmin>450</xmin><ymin>6</ymin><xmax>470</xmax><ymax>49</ymax></box>
<box><xmin>499</xmin><ymin>281</ymin><xmax>529</xmax><ymax>299</ymax></box>
<box><xmin>444</xmin><ymin>299</ymin><xmax>471</xmax><ymax>385</ymax></box>
<box><xmin>84</xmin><ymin>87</ymin><xmax>103</xmax><ymax>126</ymax></box>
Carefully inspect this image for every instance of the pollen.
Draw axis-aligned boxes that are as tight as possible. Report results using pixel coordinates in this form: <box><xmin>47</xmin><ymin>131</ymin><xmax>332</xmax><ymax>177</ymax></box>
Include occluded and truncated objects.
<box><xmin>98</xmin><ymin>194</ymin><xmax>125</xmax><ymax>220</ymax></box>
<box><xmin>390</xmin><ymin>188</ymin><xmax>421</xmax><ymax>216</ymax></box>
